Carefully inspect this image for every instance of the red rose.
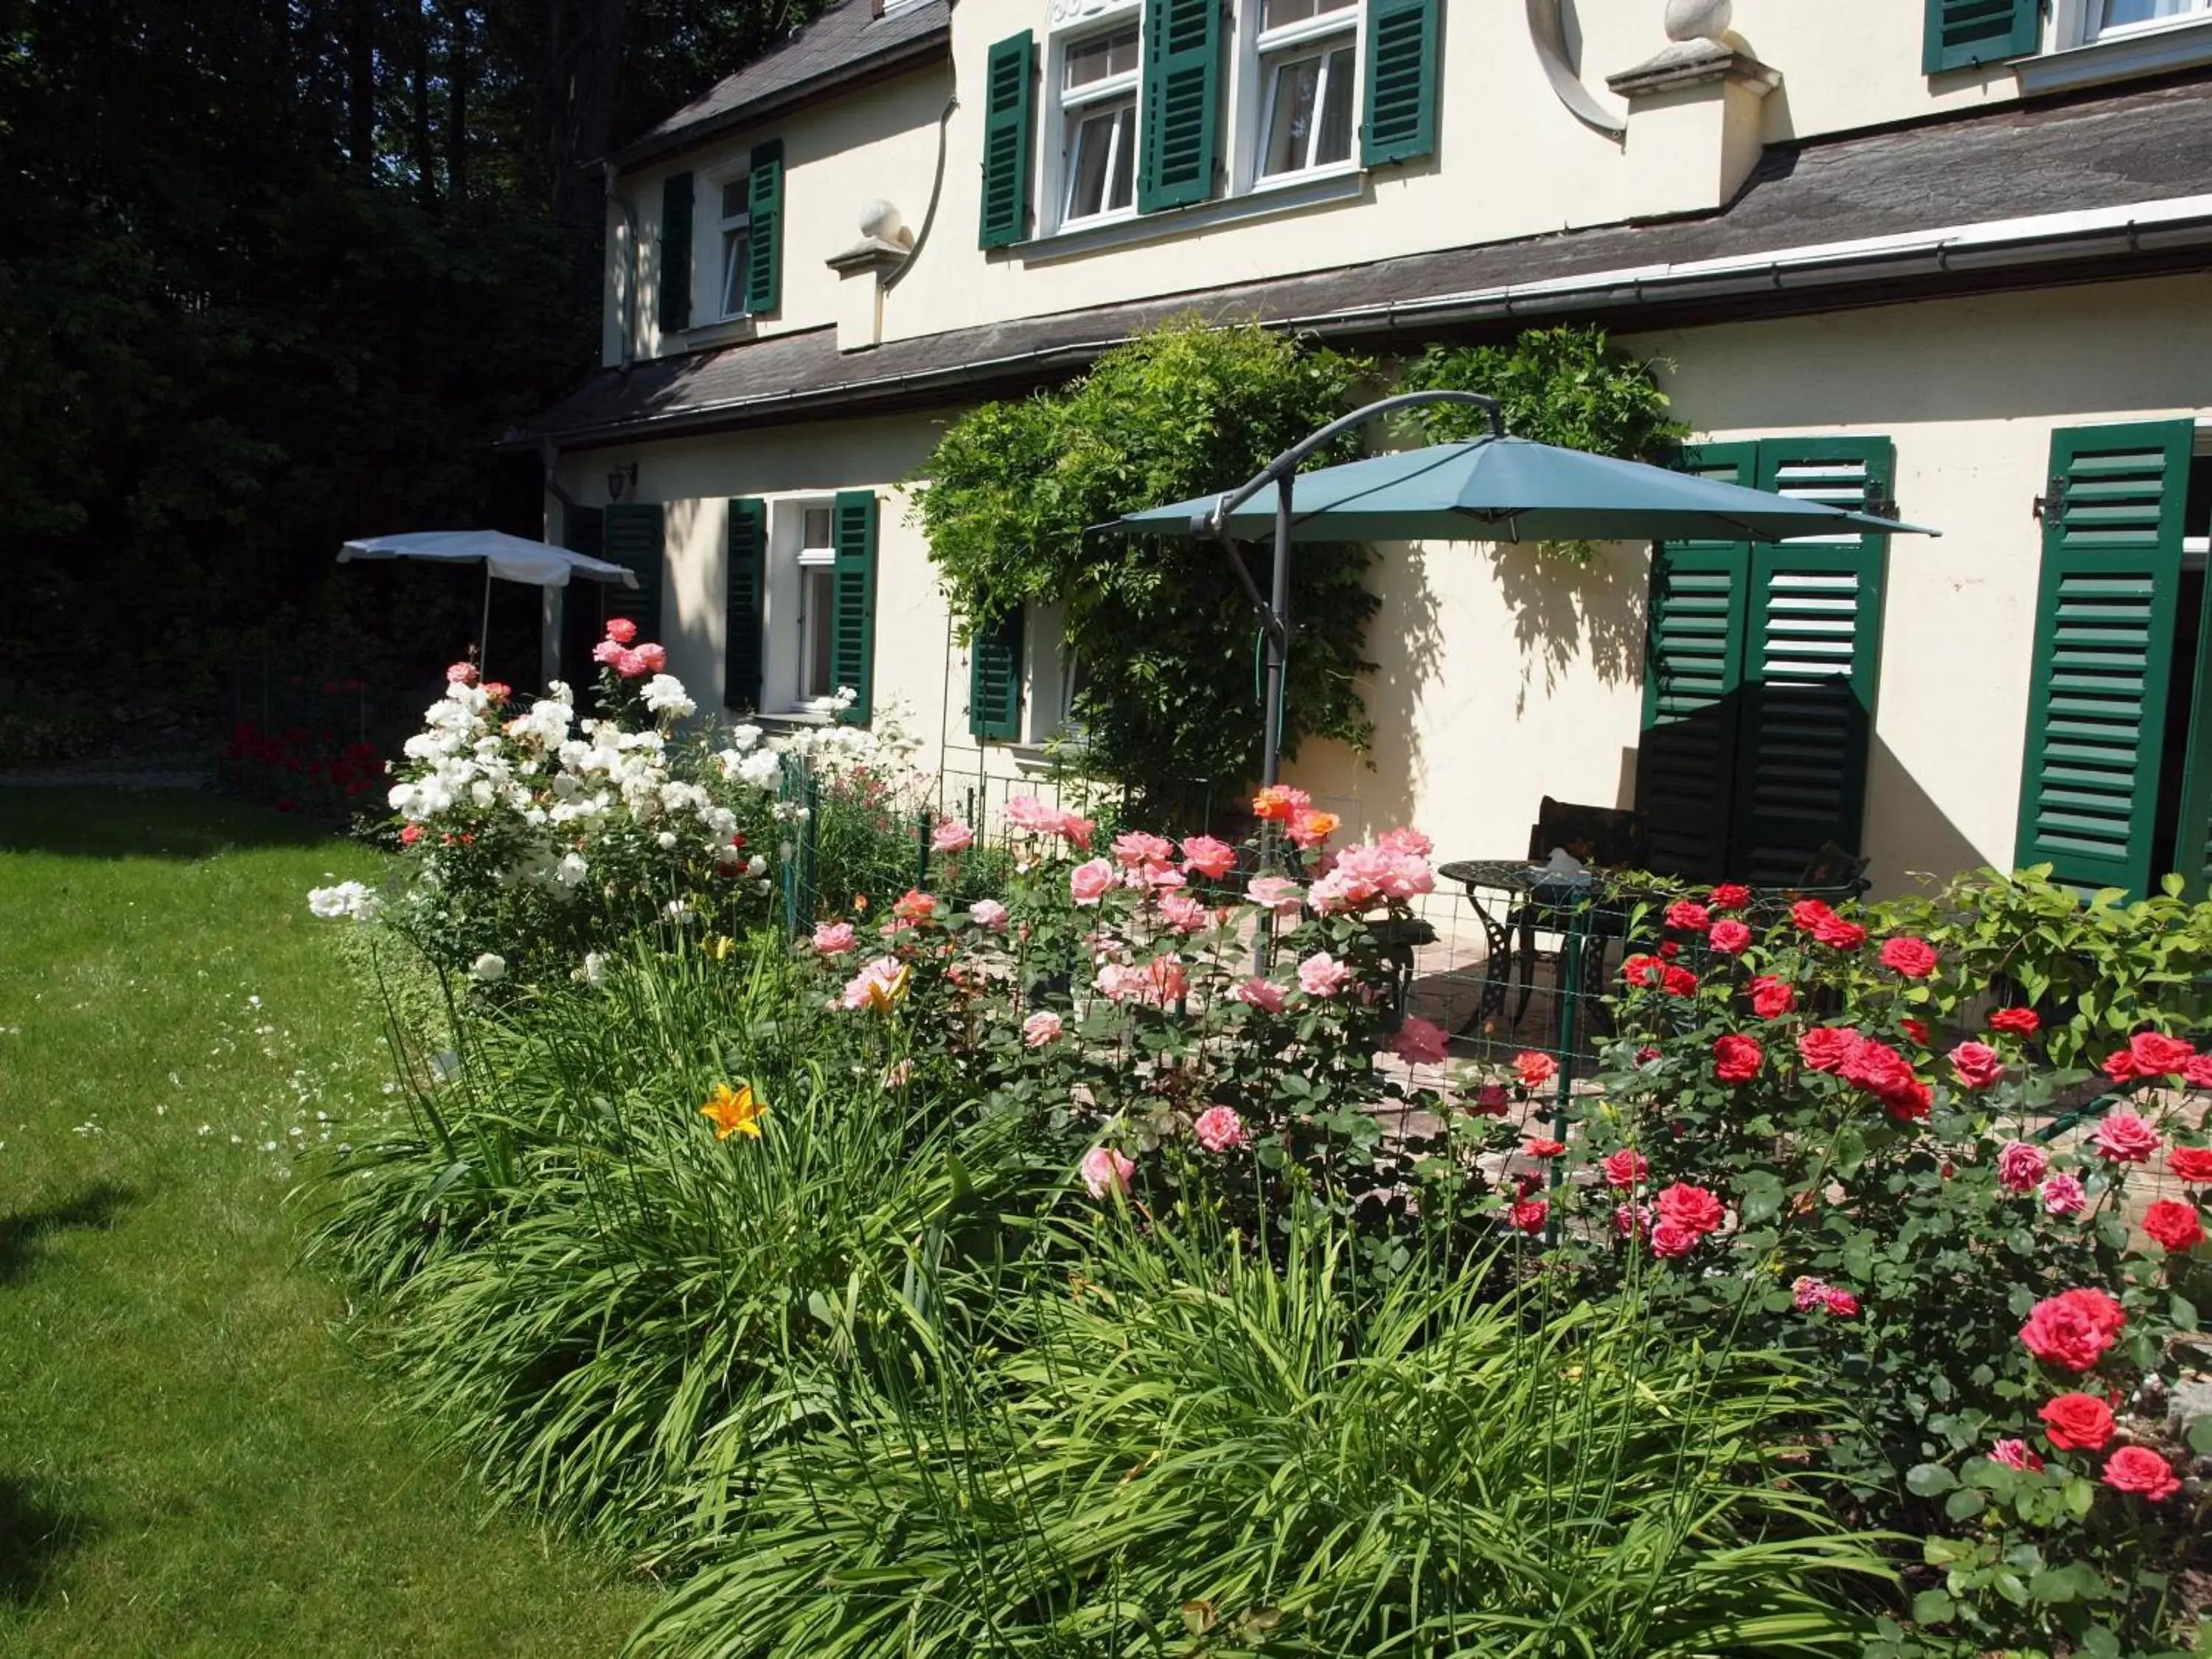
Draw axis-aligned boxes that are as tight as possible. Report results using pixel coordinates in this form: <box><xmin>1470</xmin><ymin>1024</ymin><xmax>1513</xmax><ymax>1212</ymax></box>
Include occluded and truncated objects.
<box><xmin>1841</xmin><ymin>1039</ymin><xmax>1915</xmax><ymax>1099</ymax></box>
<box><xmin>1879</xmin><ymin>936</ymin><xmax>1939</xmax><ymax>978</ymax></box>
<box><xmin>1649</xmin><ymin>1219</ymin><xmax>1699</xmax><ymax>1259</ymax></box>
<box><xmin>2037</xmin><ymin>1392</ymin><xmax>2115</xmax><ymax>1450</ymax></box>
<box><xmin>2102</xmin><ymin>1446</ymin><xmax>2180</xmax><ymax>1501</ymax></box>
<box><xmin>1601</xmin><ymin>1148</ymin><xmax>1649</xmax><ymax>1189</ymax></box>
<box><xmin>1713</xmin><ymin>1034</ymin><xmax>1764</xmax><ymax>1084</ymax></box>
<box><xmin>2091</xmin><ymin>1110</ymin><xmax>2160</xmax><ymax>1163</ymax></box>
<box><xmin>1812</xmin><ymin>914</ymin><xmax>1869</xmax><ymax>950</ymax></box>
<box><xmin>2142</xmin><ymin>1198</ymin><xmax>2205</xmax><ymax>1253</ymax></box>
<box><xmin>1709</xmin><ymin>919</ymin><xmax>1753</xmax><ymax>955</ymax></box>
<box><xmin>1883</xmin><ymin>1080</ymin><xmax>1933</xmax><ymax>1122</ymax></box>
<box><xmin>1658</xmin><ymin>941</ymin><xmax>1682</xmax><ymax>960</ymax></box>
<box><xmin>1620</xmin><ymin>954</ymin><xmax>1663</xmax><ymax>989</ymax></box>
<box><xmin>1791</xmin><ymin>898</ymin><xmax>1835</xmax><ymax>931</ymax></box>
<box><xmin>1509</xmin><ymin>1197</ymin><xmax>1550</xmax><ymax>1234</ymax></box>
<box><xmin>1660</xmin><ymin>964</ymin><xmax>1699</xmax><ymax>997</ymax></box>
<box><xmin>1901</xmin><ymin>1018</ymin><xmax>1931</xmax><ymax>1048</ymax></box>
<box><xmin>2185</xmin><ymin>1055</ymin><xmax>2212</xmax><ymax>1089</ymax></box>
<box><xmin>2019</xmin><ymin>1288</ymin><xmax>2126</xmax><ymax>1373</ymax></box>
<box><xmin>1513</xmin><ymin>1050</ymin><xmax>1557</xmax><ymax>1089</ymax></box>
<box><xmin>1948</xmin><ymin>1041</ymin><xmax>2005</xmax><ymax>1091</ymax></box>
<box><xmin>1819</xmin><ymin>1287</ymin><xmax>1860</xmax><ymax>1318</ymax></box>
<box><xmin>2168</xmin><ymin>1146</ymin><xmax>2212</xmax><ymax>1184</ymax></box>
<box><xmin>1798</xmin><ymin>1026</ymin><xmax>1862</xmax><ymax>1074</ymax></box>
<box><xmin>1656</xmin><ymin>1182</ymin><xmax>1726</xmax><ymax>1237</ymax></box>
<box><xmin>1749</xmin><ymin>975</ymin><xmax>1797</xmax><ymax>1019</ymax></box>
<box><xmin>1988</xmin><ymin>1006</ymin><xmax>2041</xmax><ymax>1037</ymax></box>
<box><xmin>1665</xmin><ymin>900</ymin><xmax>1711</xmax><ymax>933</ymax></box>
<box><xmin>2127</xmin><ymin>1031</ymin><xmax>2195</xmax><ymax>1076</ymax></box>
<box><xmin>1710</xmin><ymin>883</ymin><xmax>1751</xmax><ymax>910</ymax></box>
<box><xmin>2101</xmin><ymin>1049</ymin><xmax>2142</xmax><ymax>1085</ymax></box>
<box><xmin>1525</xmin><ymin>1137</ymin><xmax>1567</xmax><ymax>1158</ymax></box>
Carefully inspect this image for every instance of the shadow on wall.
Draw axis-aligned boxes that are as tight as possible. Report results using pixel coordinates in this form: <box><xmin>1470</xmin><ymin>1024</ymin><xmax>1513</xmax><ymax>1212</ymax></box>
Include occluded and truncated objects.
<box><xmin>1486</xmin><ymin>541</ymin><xmax>1647</xmax><ymax>717</ymax></box>
<box><xmin>1862</xmin><ymin>731</ymin><xmax>1993</xmax><ymax>897</ymax></box>
<box><xmin>1297</xmin><ymin>543</ymin><xmax>1449</xmax><ymax>835</ymax></box>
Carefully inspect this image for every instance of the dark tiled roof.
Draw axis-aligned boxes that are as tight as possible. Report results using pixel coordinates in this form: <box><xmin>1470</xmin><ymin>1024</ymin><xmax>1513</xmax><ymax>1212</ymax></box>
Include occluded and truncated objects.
<box><xmin>617</xmin><ymin>0</ymin><xmax>949</xmax><ymax>167</ymax></box>
<box><xmin>520</xmin><ymin>75</ymin><xmax>2212</xmax><ymax>448</ymax></box>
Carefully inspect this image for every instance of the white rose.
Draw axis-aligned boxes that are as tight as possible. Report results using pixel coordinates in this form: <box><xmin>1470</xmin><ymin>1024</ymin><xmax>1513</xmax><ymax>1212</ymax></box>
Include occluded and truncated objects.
<box><xmin>470</xmin><ymin>953</ymin><xmax>507</xmax><ymax>983</ymax></box>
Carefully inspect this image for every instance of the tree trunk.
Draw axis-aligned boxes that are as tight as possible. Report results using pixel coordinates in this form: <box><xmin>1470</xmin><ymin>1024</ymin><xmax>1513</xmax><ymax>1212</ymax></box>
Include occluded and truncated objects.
<box><xmin>411</xmin><ymin>1</ymin><xmax>439</xmax><ymax>218</ymax></box>
<box><xmin>347</xmin><ymin>0</ymin><xmax>375</xmax><ymax>170</ymax></box>
<box><xmin>546</xmin><ymin>0</ymin><xmax>629</xmax><ymax>232</ymax></box>
<box><xmin>445</xmin><ymin>0</ymin><xmax>470</xmax><ymax>206</ymax></box>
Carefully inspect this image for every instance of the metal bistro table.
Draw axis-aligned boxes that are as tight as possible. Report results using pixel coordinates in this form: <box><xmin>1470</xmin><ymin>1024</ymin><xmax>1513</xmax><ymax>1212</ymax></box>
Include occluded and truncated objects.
<box><xmin>1435</xmin><ymin>858</ymin><xmax>1637</xmax><ymax>1054</ymax></box>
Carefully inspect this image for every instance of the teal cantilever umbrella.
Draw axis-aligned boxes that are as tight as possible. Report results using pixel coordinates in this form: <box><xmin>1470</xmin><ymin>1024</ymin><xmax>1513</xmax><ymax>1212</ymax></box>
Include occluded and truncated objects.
<box><xmin>1105</xmin><ymin>391</ymin><xmax>1938</xmax><ymax>787</ymax></box>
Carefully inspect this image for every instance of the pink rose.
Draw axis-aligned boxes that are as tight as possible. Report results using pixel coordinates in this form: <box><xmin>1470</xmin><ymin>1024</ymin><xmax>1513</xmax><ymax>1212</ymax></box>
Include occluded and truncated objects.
<box><xmin>1376</xmin><ymin>825</ymin><xmax>1433</xmax><ymax>857</ymax></box>
<box><xmin>633</xmin><ymin>642</ymin><xmax>667</xmax><ymax>673</ymax></box>
<box><xmin>1995</xmin><ymin>1140</ymin><xmax>2048</xmax><ymax>1194</ymax></box>
<box><xmin>1819</xmin><ymin>1287</ymin><xmax>1860</xmax><ymax>1318</ymax></box>
<box><xmin>1022</xmin><ymin>1009</ymin><xmax>1064</xmax><ymax>1048</ymax></box>
<box><xmin>1297</xmin><ymin>952</ymin><xmax>1352</xmax><ymax>998</ymax></box>
<box><xmin>839</xmin><ymin>956</ymin><xmax>911</xmax><ymax>1011</ymax></box>
<box><xmin>931</xmin><ymin>820</ymin><xmax>976</xmax><ymax>854</ymax></box>
<box><xmin>2019</xmin><ymin>1287</ymin><xmax>2125</xmax><ymax>1373</ymax></box>
<box><xmin>2103</xmin><ymin>1446</ymin><xmax>2180</xmax><ymax>1501</ymax></box>
<box><xmin>1656</xmin><ymin>1182</ymin><xmax>1726</xmax><ymax>1238</ymax></box>
<box><xmin>1509</xmin><ymin>1197</ymin><xmax>1551</xmax><ymax>1234</ymax></box>
<box><xmin>1245</xmin><ymin>875</ymin><xmax>1304</xmax><ymax>919</ymax></box>
<box><xmin>2041</xmin><ymin>1172</ymin><xmax>2088</xmax><ymax>1217</ymax></box>
<box><xmin>1950</xmin><ymin>1041</ymin><xmax>2005</xmax><ymax>1091</ymax></box>
<box><xmin>891</xmin><ymin>888</ymin><xmax>937</xmax><ymax>925</ymax></box>
<box><xmin>1987</xmin><ymin>1439</ymin><xmax>2043</xmax><ymax>1472</ymax></box>
<box><xmin>1056</xmin><ymin>812</ymin><xmax>1096</xmax><ymax>849</ymax></box>
<box><xmin>1664</xmin><ymin>900</ymin><xmax>1711</xmax><ymax>933</ymax></box>
<box><xmin>1180</xmin><ymin>835</ymin><xmax>1237</xmax><ymax>880</ymax></box>
<box><xmin>1792</xmin><ymin>1275</ymin><xmax>1829</xmax><ymax>1312</ymax></box>
<box><xmin>1079</xmin><ymin>1145</ymin><xmax>1135</xmax><ymax>1200</ymax></box>
<box><xmin>1003</xmin><ymin>796</ymin><xmax>1057</xmax><ymax>833</ymax></box>
<box><xmin>813</xmin><ymin>921</ymin><xmax>858</xmax><ymax>956</ymax></box>
<box><xmin>1388</xmin><ymin>1016</ymin><xmax>1451</xmax><ymax>1066</ymax></box>
<box><xmin>1601</xmin><ymin>1148</ymin><xmax>1648</xmax><ymax>1190</ymax></box>
<box><xmin>1111</xmin><ymin>830</ymin><xmax>1177</xmax><ymax>870</ymax></box>
<box><xmin>1231</xmin><ymin>976</ymin><xmax>1287</xmax><ymax>1015</ymax></box>
<box><xmin>1193</xmin><ymin>1105</ymin><xmax>1250</xmax><ymax>1153</ymax></box>
<box><xmin>1613</xmin><ymin>1202</ymin><xmax>1652</xmax><ymax>1239</ymax></box>
<box><xmin>603</xmin><ymin>618</ymin><xmax>639</xmax><ymax>645</ymax></box>
<box><xmin>1649</xmin><ymin>1220</ymin><xmax>1700</xmax><ymax>1259</ymax></box>
<box><xmin>1708</xmin><ymin>919</ymin><xmax>1752</xmax><ymax>955</ymax></box>
<box><xmin>1144</xmin><ymin>956</ymin><xmax>1190</xmax><ymax>1006</ymax></box>
<box><xmin>2091</xmin><ymin>1111</ymin><xmax>2161</xmax><ymax>1164</ymax></box>
<box><xmin>1158</xmin><ymin>892</ymin><xmax>1210</xmax><ymax>934</ymax></box>
<box><xmin>445</xmin><ymin>661</ymin><xmax>478</xmax><ymax>684</ymax></box>
<box><xmin>591</xmin><ymin>638</ymin><xmax>625</xmax><ymax>666</ymax></box>
<box><xmin>1069</xmin><ymin>858</ymin><xmax>1116</xmax><ymax>905</ymax></box>
<box><xmin>969</xmin><ymin>898</ymin><xmax>1009</xmax><ymax>931</ymax></box>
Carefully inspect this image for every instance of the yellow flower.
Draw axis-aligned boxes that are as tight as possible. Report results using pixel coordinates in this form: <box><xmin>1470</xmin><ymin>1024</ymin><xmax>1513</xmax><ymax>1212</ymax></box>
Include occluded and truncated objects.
<box><xmin>863</xmin><ymin>961</ymin><xmax>913</xmax><ymax>1013</ymax></box>
<box><xmin>708</xmin><ymin>934</ymin><xmax>736</xmax><ymax>961</ymax></box>
<box><xmin>701</xmin><ymin>1082</ymin><xmax>766</xmax><ymax>1140</ymax></box>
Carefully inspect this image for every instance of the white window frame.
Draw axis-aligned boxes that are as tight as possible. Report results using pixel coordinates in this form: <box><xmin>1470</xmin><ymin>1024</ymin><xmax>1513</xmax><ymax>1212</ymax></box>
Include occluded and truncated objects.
<box><xmin>1019</xmin><ymin>600</ymin><xmax>1090</xmax><ymax>747</ymax></box>
<box><xmin>1048</xmin><ymin>15</ymin><xmax>1143</xmax><ymax>233</ymax></box>
<box><xmin>1239</xmin><ymin>0</ymin><xmax>1363</xmax><ymax>196</ymax></box>
<box><xmin>709</xmin><ymin>169</ymin><xmax>753</xmax><ymax>321</ymax></box>
<box><xmin>2073</xmin><ymin>0</ymin><xmax>2212</xmax><ymax>43</ymax></box>
<box><xmin>793</xmin><ymin>501</ymin><xmax>837</xmax><ymax>709</ymax></box>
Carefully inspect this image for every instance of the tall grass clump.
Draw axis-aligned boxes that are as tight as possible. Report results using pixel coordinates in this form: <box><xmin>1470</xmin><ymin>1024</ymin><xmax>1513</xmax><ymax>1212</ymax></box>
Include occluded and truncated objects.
<box><xmin>635</xmin><ymin>1203</ymin><xmax>1895</xmax><ymax>1659</ymax></box>
<box><xmin>308</xmin><ymin>932</ymin><xmax>1054</xmax><ymax>1539</ymax></box>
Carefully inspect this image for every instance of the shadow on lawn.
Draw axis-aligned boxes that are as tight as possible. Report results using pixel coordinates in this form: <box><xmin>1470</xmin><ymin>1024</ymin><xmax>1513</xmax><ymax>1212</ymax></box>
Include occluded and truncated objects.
<box><xmin>0</xmin><ymin>787</ymin><xmax>340</xmax><ymax>861</ymax></box>
<box><xmin>0</xmin><ymin>1181</ymin><xmax>136</xmax><ymax>1288</ymax></box>
<box><xmin>0</xmin><ymin>1478</ymin><xmax>97</xmax><ymax>1604</ymax></box>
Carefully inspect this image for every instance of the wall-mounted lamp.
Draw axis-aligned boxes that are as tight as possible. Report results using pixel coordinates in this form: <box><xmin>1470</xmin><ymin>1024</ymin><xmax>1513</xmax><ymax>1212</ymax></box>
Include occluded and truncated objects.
<box><xmin>608</xmin><ymin>461</ymin><xmax>639</xmax><ymax>502</ymax></box>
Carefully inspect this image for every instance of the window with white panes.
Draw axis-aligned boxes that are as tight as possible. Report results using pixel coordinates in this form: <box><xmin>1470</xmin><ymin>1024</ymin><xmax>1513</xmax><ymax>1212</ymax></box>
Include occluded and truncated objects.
<box><xmin>716</xmin><ymin>177</ymin><xmax>752</xmax><ymax>319</ymax></box>
<box><xmin>796</xmin><ymin>504</ymin><xmax>836</xmax><ymax>703</ymax></box>
<box><xmin>2091</xmin><ymin>0</ymin><xmax>2211</xmax><ymax>33</ymax></box>
<box><xmin>1253</xmin><ymin>0</ymin><xmax>1360</xmax><ymax>181</ymax></box>
<box><xmin>1059</xmin><ymin>22</ymin><xmax>1140</xmax><ymax>225</ymax></box>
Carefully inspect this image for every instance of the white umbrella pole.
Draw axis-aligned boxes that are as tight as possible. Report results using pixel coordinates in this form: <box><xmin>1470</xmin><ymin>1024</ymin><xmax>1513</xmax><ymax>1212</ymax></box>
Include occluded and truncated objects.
<box><xmin>478</xmin><ymin>558</ymin><xmax>492</xmax><ymax>672</ymax></box>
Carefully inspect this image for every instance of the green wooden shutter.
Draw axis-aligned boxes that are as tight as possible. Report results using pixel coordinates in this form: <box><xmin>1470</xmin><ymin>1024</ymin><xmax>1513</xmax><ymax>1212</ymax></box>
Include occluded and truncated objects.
<box><xmin>1362</xmin><ymin>0</ymin><xmax>1440</xmax><ymax>166</ymax></box>
<box><xmin>968</xmin><ymin>604</ymin><xmax>1024</xmax><ymax>742</ymax></box>
<box><xmin>1922</xmin><ymin>0</ymin><xmax>2037</xmax><ymax>74</ymax></box>
<box><xmin>1138</xmin><ymin>0</ymin><xmax>1221</xmax><ymax>213</ymax></box>
<box><xmin>725</xmin><ymin>498</ymin><xmax>767</xmax><ymax>712</ymax></box>
<box><xmin>744</xmin><ymin>140</ymin><xmax>783</xmax><ymax>315</ymax></box>
<box><xmin>1639</xmin><ymin>443</ymin><xmax>1756</xmax><ymax>883</ymax></box>
<box><xmin>602</xmin><ymin>502</ymin><xmax>665</xmax><ymax>647</ymax></box>
<box><xmin>560</xmin><ymin>506</ymin><xmax>608</xmax><ymax>688</ymax></box>
<box><xmin>658</xmin><ymin>171</ymin><xmax>693</xmax><ymax>334</ymax></box>
<box><xmin>829</xmin><ymin>490</ymin><xmax>879</xmax><ymax>724</ymax></box>
<box><xmin>1731</xmin><ymin>438</ymin><xmax>1896</xmax><ymax>886</ymax></box>
<box><xmin>978</xmin><ymin>32</ymin><xmax>1035</xmax><ymax>250</ymax></box>
<box><xmin>2170</xmin><ymin>573</ymin><xmax>2212</xmax><ymax>899</ymax></box>
<box><xmin>2014</xmin><ymin>420</ymin><xmax>2194</xmax><ymax>899</ymax></box>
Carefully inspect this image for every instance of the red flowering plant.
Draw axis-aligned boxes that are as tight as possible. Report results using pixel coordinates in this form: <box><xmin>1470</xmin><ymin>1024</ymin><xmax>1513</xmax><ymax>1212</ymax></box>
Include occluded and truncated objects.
<box><xmin>1540</xmin><ymin>874</ymin><xmax>2212</xmax><ymax>1656</ymax></box>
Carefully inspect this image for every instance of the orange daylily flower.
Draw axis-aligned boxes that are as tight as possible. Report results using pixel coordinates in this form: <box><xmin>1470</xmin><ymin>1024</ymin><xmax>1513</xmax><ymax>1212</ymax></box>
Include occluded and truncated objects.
<box><xmin>701</xmin><ymin>1082</ymin><xmax>767</xmax><ymax>1141</ymax></box>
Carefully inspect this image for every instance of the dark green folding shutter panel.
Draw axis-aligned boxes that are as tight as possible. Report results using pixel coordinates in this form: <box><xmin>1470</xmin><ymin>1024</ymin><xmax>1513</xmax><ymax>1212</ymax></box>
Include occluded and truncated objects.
<box><xmin>2014</xmin><ymin>420</ymin><xmax>2193</xmax><ymax>899</ymax></box>
<box><xmin>830</xmin><ymin>490</ymin><xmax>879</xmax><ymax>725</ymax></box>
<box><xmin>978</xmin><ymin>32</ymin><xmax>1035</xmax><ymax>249</ymax></box>
<box><xmin>2168</xmin><ymin>572</ymin><xmax>2212</xmax><ymax>899</ymax></box>
<box><xmin>725</xmin><ymin>498</ymin><xmax>767</xmax><ymax>713</ymax></box>
<box><xmin>602</xmin><ymin>503</ymin><xmax>664</xmax><ymax>647</ymax></box>
<box><xmin>1922</xmin><ymin>0</ymin><xmax>2037</xmax><ymax>73</ymax></box>
<box><xmin>745</xmin><ymin>140</ymin><xmax>783</xmax><ymax>314</ymax></box>
<box><xmin>1638</xmin><ymin>443</ymin><xmax>1756</xmax><ymax>883</ymax></box>
<box><xmin>1361</xmin><ymin>0</ymin><xmax>1439</xmax><ymax>166</ymax></box>
<box><xmin>1731</xmin><ymin>437</ymin><xmax>1896</xmax><ymax>886</ymax></box>
<box><xmin>1138</xmin><ymin>0</ymin><xmax>1221</xmax><ymax>213</ymax></box>
<box><xmin>658</xmin><ymin>171</ymin><xmax>693</xmax><ymax>333</ymax></box>
<box><xmin>968</xmin><ymin>605</ymin><xmax>1024</xmax><ymax>742</ymax></box>
<box><xmin>560</xmin><ymin>506</ymin><xmax>609</xmax><ymax>689</ymax></box>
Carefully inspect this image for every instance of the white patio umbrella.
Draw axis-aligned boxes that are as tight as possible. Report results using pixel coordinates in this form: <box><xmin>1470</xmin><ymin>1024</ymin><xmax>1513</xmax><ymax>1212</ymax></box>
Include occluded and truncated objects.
<box><xmin>337</xmin><ymin>530</ymin><xmax>639</xmax><ymax>671</ymax></box>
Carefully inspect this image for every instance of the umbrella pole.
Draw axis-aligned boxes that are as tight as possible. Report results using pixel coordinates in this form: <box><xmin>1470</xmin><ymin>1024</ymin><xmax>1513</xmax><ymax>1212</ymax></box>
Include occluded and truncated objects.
<box><xmin>1262</xmin><ymin>475</ymin><xmax>1292</xmax><ymax>789</ymax></box>
<box><xmin>477</xmin><ymin>559</ymin><xmax>491</xmax><ymax>674</ymax></box>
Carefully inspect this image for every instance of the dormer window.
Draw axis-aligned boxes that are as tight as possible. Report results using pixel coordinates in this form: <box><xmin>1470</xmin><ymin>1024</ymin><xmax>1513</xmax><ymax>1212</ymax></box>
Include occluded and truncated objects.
<box><xmin>717</xmin><ymin>177</ymin><xmax>754</xmax><ymax>319</ymax></box>
<box><xmin>1255</xmin><ymin>0</ymin><xmax>1359</xmax><ymax>179</ymax></box>
<box><xmin>1061</xmin><ymin>24</ymin><xmax>1140</xmax><ymax>223</ymax></box>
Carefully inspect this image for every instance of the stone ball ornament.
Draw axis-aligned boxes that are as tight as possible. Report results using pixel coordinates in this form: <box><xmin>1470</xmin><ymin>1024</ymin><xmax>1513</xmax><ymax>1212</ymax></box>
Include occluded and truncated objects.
<box><xmin>1664</xmin><ymin>0</ymin><xmax>1733</xmax><ymax>42</ymax></box>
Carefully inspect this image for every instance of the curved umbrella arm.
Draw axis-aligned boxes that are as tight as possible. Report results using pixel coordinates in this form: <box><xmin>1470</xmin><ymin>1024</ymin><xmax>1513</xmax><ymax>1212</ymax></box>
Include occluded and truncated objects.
<box><xmin>1192</xmin><ymin>390</ymin><xmax>1505</xmax><ymax>540</ymax></box>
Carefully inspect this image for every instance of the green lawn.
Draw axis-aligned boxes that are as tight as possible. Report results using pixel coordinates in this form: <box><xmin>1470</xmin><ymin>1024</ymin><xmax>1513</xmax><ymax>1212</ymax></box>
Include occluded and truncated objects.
<box><xmin>0</xmin><ymin>789</ymin><xmax>654</xmax><ymax>1658</ymax></box>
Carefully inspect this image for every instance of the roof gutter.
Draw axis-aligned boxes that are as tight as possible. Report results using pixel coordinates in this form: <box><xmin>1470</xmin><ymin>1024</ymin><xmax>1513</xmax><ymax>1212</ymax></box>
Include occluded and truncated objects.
<box><xmin>511</xmin><ymin>192</ymin><xmax>2212</xmax><ymax>450</ymax></box>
